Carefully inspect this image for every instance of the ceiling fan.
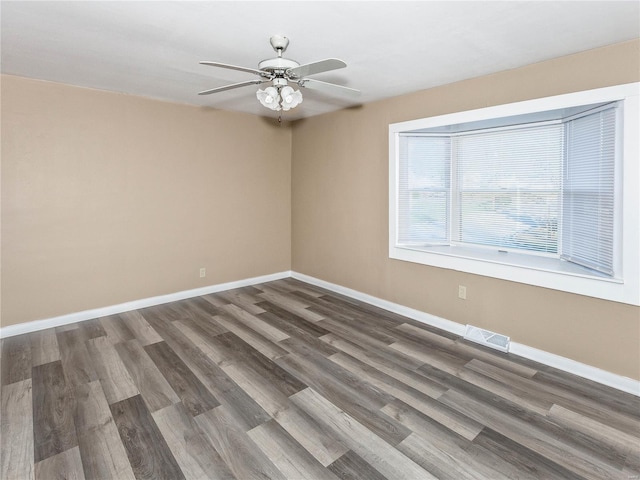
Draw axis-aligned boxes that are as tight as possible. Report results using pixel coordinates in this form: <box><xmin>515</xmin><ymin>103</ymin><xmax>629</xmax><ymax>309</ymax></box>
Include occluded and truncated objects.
<box><xmin>199</xmin><ymin>35</ymin><xmax>360</xmax><ymax>113</ymax></box>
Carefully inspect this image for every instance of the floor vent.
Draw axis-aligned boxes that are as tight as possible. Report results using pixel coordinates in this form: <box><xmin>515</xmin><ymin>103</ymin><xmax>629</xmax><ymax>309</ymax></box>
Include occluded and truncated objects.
<box><xmin>463</xmin><ymin>325</ymin><xmax>510</xmax><ymax>353</ymax></box>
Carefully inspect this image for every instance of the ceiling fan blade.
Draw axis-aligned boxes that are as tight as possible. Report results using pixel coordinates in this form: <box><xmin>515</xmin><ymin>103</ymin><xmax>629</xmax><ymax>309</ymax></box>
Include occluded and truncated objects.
<box><xmin>287</xmin><ymin>59</ymin><xmax>346</xmax><ymax>79</ymax></box>
<box><xmin>198</xmin><ymin>79</ymin><xmax>267</xmax><ymax>95</ymax></box>
<box><xmin>200</xmin><ymin>61</ymin><xmax>272</xmax><ymax>78</ymax></box>
<box><xmin>298</xmin><ymin>78</ymin><xmax>361</xmax><ymax>97</ymax></box>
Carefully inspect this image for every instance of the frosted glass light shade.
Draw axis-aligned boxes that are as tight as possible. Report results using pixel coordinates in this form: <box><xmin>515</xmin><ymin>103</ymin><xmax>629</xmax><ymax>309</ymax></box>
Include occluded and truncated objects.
<box><xmin>256</xmin><ymin>87</ymin><xmax>281</xmax><ymax>111</ymax></box>
<box><xmin>280</xmin><ymin>86</ymin><xmax>303</xmax><ymax>111</ymax></box>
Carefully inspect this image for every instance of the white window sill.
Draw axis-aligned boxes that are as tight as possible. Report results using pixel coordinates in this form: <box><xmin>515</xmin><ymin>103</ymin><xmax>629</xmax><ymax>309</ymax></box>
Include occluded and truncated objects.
<box><xmin>403</xmin><ymin>244</ymin><xmax>616</xmax><ymax>280</ymax></box>
<box><xmin>390</xmin><ymin>244</ymin><xmax>638</xmax><ymax>305</ymax></box>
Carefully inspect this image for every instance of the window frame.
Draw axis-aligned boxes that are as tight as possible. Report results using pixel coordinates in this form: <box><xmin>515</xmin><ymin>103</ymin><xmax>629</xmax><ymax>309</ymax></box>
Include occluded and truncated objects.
<box><xmin>389</xmin><ymin>83</ymin><xmax>640</xmax><ymax>306</ymax></box>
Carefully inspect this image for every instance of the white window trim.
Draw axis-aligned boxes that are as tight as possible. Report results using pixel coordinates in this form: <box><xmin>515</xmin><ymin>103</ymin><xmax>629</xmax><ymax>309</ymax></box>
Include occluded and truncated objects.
<box><xmin>389</xmin><ymin>83</ymin><xmax>640</xmax><ymax>306</ymax></box>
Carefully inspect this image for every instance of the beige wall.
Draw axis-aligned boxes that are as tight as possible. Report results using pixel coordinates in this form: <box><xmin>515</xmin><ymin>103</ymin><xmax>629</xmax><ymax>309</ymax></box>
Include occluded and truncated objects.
<box><xmin>2</xmin><ymin>40</ymin><xmax>639</xmax><ymax>381</ymax></box>
<box><xmin>291</xmin><ymin>39</ymin><xmax>640</xmax><ymax>380</ymax></box>
<box><xmin>1</xmin><ymin>75</ymin><xmax>291</xmax><ymax>326</ymax></box>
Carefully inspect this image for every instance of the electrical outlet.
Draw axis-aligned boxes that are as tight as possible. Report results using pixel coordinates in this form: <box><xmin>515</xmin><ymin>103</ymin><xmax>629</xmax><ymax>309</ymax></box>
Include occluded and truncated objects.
<box><xmin>199</xmin><ymin>268</ymin><xmax>206</xmax><ymax>278</ymax></box>
<box><xmin>458</xmin><ymin>285</ymin><xmax>467</xmax><ymax>300</ymax></box>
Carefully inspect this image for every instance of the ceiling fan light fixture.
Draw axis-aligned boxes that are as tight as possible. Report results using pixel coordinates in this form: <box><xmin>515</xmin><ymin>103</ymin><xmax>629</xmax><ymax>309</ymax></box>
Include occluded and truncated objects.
<box><xmin>201</xmin><ymin>35</ymin><xmax>358</xmax><ymax>115</ymax></box>
<box><xmin>280</xmin><ymin>86</ymin><xmax>303</xmax><ymax>111</ymax></box>
<box><xmin>256</xmin><ymin>86</ymin><xmax>281</xmax><ymax>111</ymax></box>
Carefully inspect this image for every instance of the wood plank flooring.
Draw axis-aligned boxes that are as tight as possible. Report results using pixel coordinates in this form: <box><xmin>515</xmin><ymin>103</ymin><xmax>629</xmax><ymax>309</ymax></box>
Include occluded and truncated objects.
<box><xmin>1</xmin><ymin>278</ymin><xmax>639</xmax><ymax>479</ymax></box>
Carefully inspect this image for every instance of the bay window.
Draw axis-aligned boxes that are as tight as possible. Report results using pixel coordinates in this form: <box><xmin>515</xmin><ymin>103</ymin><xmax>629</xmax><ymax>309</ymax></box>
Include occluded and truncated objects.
<box><xmin>389</xmin><ymin>83</ymin><xmax>639</xmax><ymax>305</ymax></box>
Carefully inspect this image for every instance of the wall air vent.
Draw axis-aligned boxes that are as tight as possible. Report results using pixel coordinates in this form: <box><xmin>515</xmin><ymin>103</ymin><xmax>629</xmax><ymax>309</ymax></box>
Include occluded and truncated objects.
<box><xmin>463</xmin><ymin>325</ymin><xmax>510</xmax><ymax>353</ymax></box>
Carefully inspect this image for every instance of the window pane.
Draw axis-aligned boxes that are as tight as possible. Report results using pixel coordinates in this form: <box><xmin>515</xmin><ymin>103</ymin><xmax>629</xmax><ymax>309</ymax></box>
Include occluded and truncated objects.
<box><xmin>398</xmin><ymin>136</ymin><xmax>450</xmax><ymax>244</ymax></box>
<box><xmin>456</xmin><ymin>124</ymin><xmax>563</xmax><ymax>253</ymax></box>
<box><xmin>562</xmin><ymin>107</ymin><xmax>616</xmax><ymax>275</ymax></box>
<box><xmin>459</xmin><ymin>192</ymin><xmax>559</xmax><ymax>252</ymax></box>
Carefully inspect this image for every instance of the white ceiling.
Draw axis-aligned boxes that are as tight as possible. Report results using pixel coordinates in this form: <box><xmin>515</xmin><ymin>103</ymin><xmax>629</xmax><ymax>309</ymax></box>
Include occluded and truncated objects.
<box><xmin>1</xmin><ymin>1</ymin><xmax>639</xmax><ymax>120</ymax></box>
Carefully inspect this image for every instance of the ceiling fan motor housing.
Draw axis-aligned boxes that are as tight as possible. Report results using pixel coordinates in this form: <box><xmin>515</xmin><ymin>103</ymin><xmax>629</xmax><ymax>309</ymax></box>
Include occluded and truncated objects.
<box><xmin>258</xmin><ymin>57</ymin><xmax>299</xmax><ymax>76</ymax></box>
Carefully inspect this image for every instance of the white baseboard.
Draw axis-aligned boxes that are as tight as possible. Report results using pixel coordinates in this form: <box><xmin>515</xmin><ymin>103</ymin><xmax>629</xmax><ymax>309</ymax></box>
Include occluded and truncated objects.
<box><xmin>291</xmin><ymin>271</ymin><xmax>640</xmax><ymax>397</ymax></box>
<box><xmin>508</xmin><ymin>343</ymin><xmax>640</xmax><ymax>397</ymax></box>
<box><xmin>0</xmin><ymin>271</ymin><xmax>291</xmax><ymax>338</ymax></box>
<box><xmin>2</xmin><ymin>268</ymin><xmax>637</xmax><ymax>396</ymax></box>
<box><xmin>291</xmin><ymin>272</ymin><xmax>467</xmax><ymax>336</ymax></box>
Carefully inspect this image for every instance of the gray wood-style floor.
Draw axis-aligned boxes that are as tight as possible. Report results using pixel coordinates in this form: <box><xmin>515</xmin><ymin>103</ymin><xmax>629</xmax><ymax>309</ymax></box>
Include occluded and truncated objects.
<box><xmin>1</xmin><ymin>278</ymin><xmax>639</xmax><ymax>480</ymax></box>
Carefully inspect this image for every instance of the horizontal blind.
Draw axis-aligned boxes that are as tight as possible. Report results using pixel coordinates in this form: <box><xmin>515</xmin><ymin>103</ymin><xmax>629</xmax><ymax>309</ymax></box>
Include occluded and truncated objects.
<box><xmin>561</xmin><ymin>107</ymin><xmax>617</xmax><ymax>275</ymax></box>
<box><xmin>398</xmin><ymin>135</ymin><xmax>451</xmax><ymax>244</ymax></box>
<box><xmin>455</xmin><ymin>124</ymin><xmax>563</xmax><ymax>253</ymax></box>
